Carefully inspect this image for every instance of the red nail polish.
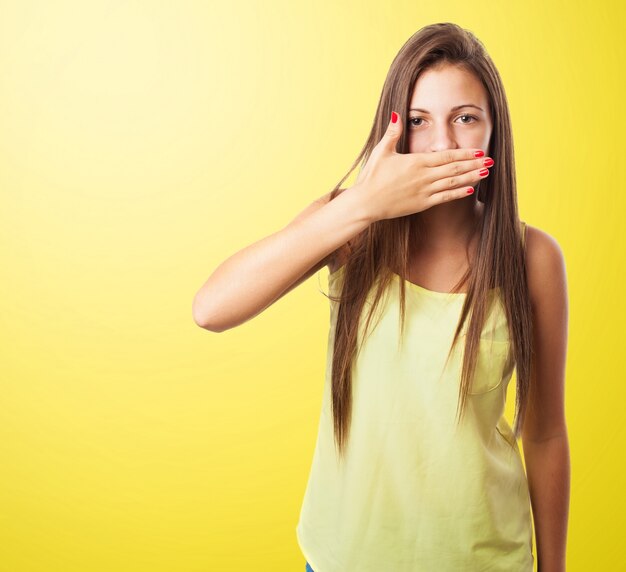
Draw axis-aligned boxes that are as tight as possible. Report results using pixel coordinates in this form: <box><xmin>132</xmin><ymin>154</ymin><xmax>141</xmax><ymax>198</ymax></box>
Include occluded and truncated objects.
<box><xmin>483</xmin><ymin>158</ymin><xmax>494</xmax><ymax>167</ymax></box>
<box><xmin>474</xmin><ymin>150</ymin><xmax>484</xmax><ymax>157</ymax></box>
<box><xmin>466</xmin><ymin>187</ymin><xmax>474</xmax><ymax>194</ymax></box>
<box><xmin>479</xmin><ymin>168</ymin><xmax>489</xmax><ymax>176</ymax></box>
<box><xmin>391</xmin><ymin>111</ymin><xmax>398</xmax><ymax>123</ymax></box>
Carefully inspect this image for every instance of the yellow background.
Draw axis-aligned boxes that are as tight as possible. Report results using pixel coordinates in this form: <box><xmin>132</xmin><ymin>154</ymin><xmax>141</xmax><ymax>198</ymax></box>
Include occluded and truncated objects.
<box><xmin>0</xmin><ymin>1</ymin><xmax>621</xmax><ymax>570</ymax></box>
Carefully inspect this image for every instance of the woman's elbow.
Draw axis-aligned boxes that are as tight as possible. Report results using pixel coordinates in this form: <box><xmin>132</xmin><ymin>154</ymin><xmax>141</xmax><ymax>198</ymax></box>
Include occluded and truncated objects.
<box><xmin>192</xmin><ymin>293</ymin><xmax>227</xmax><ymax>332</ymax></box>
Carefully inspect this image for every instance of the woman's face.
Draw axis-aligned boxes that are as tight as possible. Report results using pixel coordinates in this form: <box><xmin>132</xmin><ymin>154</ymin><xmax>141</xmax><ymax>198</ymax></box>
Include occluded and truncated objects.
<box><xmin>406</xmin><ymin>64</ymin><xmax>492</xmax><ymax>159</ymax></box>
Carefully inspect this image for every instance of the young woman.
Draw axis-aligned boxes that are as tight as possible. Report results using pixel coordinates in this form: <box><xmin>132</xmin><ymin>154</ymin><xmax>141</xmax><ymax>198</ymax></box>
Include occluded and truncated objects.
<box><xmin>193</xmin><ymin>22</ymin><xmax>570</xmax><ymax>572</ymax></box>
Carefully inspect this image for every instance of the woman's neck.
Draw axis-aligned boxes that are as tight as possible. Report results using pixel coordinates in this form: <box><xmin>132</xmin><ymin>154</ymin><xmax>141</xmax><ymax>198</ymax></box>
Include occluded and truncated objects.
<box><xmin>412</xmin><ymin>199</ymin><xmax>484</xmax><ymax>253</ymax></box>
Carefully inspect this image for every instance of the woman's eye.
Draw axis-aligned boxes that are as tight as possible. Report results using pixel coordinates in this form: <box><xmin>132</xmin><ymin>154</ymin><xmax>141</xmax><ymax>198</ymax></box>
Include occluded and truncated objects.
<box><xmin>408</xmin><ymin>114</ymin><xmax>478</xmax><ymax>128</ymax></box>
<box><xmin>458</xmin><ymin>114</ymin><xmax>478</xmax><ymax>124</ymax></box>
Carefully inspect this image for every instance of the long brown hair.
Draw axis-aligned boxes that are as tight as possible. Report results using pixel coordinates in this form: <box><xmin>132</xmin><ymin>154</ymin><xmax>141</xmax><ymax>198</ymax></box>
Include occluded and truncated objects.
<box><xmin>323</xmin><ymin>22</ymin><xmax>533</xmax><ymax>461</ymax></box>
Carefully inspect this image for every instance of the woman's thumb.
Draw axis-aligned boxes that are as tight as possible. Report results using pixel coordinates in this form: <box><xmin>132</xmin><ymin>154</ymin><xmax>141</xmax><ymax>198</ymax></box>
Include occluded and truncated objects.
<box><xmin>382</xmin><ymin>111</ymin><xmax>403</xmax><ymax>152</ymax></box>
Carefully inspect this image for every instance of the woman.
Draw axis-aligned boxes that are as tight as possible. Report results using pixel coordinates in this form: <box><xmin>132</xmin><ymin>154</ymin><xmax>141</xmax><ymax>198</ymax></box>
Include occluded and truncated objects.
<box><xmin>193</xmin><ymin>22</ymin><xmax>570</xmax><ymax>572</ymax></box>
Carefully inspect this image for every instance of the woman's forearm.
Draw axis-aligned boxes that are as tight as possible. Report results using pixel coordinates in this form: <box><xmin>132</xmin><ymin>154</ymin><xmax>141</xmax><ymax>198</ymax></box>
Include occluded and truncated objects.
<box><xmin>523</xmin><ymin>434</ymin><xmax>571</xmax><ymax>572</ymax></box>
<box><xmin>192</xmin><ymin>185</ymin><xmax>372</xmax><ymax>331</ymax></box>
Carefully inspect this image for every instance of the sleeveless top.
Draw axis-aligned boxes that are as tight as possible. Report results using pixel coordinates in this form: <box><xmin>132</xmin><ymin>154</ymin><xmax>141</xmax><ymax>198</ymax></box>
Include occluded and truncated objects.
<box><xmin>296</xmin><ymin>221</ymin><xmax>534</xmax><ymax>571</ymax></box>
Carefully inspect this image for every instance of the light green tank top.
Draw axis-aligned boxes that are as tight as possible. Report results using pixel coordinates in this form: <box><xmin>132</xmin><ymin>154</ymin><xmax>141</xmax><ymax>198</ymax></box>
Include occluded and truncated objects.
<box><xmin>296</xmin><ymin>221</ymin><xmax>534</xmax><ymax>571</ymax></box>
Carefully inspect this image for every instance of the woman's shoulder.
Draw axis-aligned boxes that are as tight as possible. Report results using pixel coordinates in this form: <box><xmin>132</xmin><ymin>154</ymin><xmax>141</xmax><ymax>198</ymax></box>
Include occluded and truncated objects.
<box><xmin>523</xmin><ymin>221</ymin><xmax>567</xmax><ymax>306</ymax></box>
<box><xmin>523</xmin><ymin>221</ymin><xmax>564</xmax><ymax>259</ymax></box>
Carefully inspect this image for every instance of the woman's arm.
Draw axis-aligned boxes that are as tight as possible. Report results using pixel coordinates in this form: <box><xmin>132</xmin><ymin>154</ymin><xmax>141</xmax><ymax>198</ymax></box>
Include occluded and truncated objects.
<box><xmin>192</xmin><ymin>186</ymin><xmax>371</xmax><ymax>332</ymax></box>
<box><xmin>521</xmin><ymin>225</ymin><xmax>571</xmax><ymax>572</ymax></box>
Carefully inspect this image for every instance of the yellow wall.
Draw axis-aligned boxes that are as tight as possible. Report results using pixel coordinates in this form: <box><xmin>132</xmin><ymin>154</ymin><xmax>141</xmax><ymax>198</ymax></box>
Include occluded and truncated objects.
<box><xmin>0</xmin><ymin>1</ymin><xmax>620</xmax><ymax>570</ymax></box>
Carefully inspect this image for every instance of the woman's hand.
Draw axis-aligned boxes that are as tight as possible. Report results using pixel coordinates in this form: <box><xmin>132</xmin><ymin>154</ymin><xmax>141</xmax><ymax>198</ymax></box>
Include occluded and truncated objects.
<box><xmin>354</xmin><ymin>111</ymin><xmax>493</xmax><ymax>223</ymax></box>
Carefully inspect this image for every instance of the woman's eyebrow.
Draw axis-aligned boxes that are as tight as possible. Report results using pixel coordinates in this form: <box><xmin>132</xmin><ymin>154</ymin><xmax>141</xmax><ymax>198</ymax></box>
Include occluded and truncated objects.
<box><xmin>408</xmin><ymin>104</ymin><xmax>485</xmax><ymax>113</ymax></box>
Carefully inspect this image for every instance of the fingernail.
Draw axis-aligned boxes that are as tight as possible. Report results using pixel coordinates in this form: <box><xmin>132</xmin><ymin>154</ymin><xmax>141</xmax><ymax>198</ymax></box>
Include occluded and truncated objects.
<box><xmin>466</xmin><ymin>187</ymin><xmax>474</xmax><ymax>194</ymax></box>
<box><xmin>479</xmin><ymin>168</ymin><xmax>489</xmax><ymax>176</ymax></box>
<box><xmin>474</xmin><ymin>150</ymin><xmax>485</xmax><ymax>157</ymax></box>
<box><xmin>483</xmin><ymin>158</ymin><xmax>494</xmax><ymax>167</ymax></box>
<box><xmin>391</xmin><ymin>111</ymin><xmax>398</xmax><ymax>123</ymax></box>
